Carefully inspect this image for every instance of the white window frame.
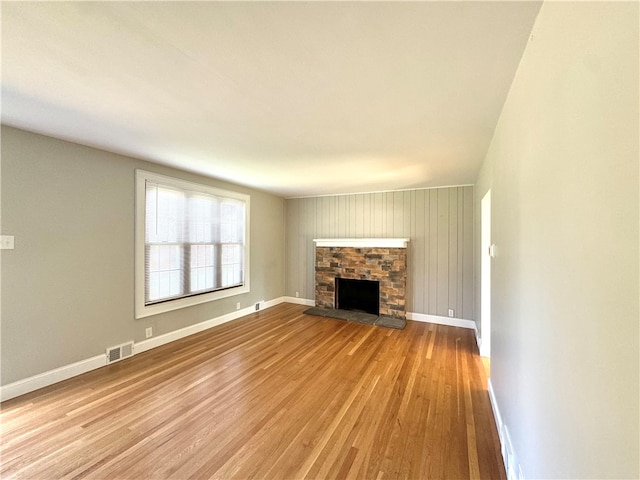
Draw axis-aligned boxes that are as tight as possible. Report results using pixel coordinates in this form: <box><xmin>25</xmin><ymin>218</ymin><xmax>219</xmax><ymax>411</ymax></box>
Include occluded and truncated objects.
<box><xmin>135</xmin><ymin>170</ymin><xmax>250</xmax><ymax>319</ymax></box>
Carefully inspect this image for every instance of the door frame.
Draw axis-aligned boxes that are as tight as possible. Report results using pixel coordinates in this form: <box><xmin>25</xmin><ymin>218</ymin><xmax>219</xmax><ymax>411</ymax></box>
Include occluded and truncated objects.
<box><xmin>480</xmin><ymin>189</ymin><xmax>491</xmax><ymax>358</ymax></box>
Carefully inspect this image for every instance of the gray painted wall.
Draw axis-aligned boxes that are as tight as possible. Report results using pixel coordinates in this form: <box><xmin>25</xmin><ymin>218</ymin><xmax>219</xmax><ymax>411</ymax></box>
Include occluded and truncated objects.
<box><xmin>478</xmin><ymin>2</ymin><xmax>638</xmax><ymax>478</ymax></box>
<box><xmin>285</xmin><ymin>187</ymin><xmax>474</xmax><ymax>319</ymax></box>
<box><xmin>1</xmin><ymin>126</ymin><xmax>285</xmax><ymax>385</ymax></box>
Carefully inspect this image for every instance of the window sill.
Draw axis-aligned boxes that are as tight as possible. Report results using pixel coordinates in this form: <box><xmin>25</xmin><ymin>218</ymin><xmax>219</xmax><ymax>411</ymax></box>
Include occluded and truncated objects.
<box><xmin>136</xmin><ymin>283</ymin><xmax>249</xmax><ymax>319</ymax></box>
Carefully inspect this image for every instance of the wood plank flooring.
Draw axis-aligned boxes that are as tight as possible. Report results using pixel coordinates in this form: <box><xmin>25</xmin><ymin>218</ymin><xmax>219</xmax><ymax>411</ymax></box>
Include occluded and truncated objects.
<box><xmin>0</xmin><ymin>303</ymin><xmax>505</xmax><ymax>479</ymax></box>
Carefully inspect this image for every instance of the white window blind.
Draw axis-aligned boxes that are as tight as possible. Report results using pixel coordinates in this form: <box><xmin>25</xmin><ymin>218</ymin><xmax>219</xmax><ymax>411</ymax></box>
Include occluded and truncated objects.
<box><xmin>135</xmin><ymin>170</ymin><xmax>250</xmax><ymax>318</ymax></box>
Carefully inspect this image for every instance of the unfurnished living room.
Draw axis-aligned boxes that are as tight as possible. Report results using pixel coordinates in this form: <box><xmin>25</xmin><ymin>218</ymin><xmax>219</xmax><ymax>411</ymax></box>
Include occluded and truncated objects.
<box><xmin>1</xmin><ymin>2</ymin><xmax>638</xmax><ymax>479</ymax></box>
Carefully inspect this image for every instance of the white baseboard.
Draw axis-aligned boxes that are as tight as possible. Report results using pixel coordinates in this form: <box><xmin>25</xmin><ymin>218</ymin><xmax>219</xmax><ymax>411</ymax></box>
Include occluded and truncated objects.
<box><xmin>0</xmin><ymin>354</ymin><xmax>106</xmax><ymax>402</ymax></box>
<box><xmin>488</xmin><ymin>379</ymin><xmax>523</xmax><ymax>480</ymax></box>
<box><xmin>487</xmin><ymin>379</ymin><xmax>503</xmax><ymax>446</ymax></box>
<box><xmin>1</xmin><ymin>296</ymin><xmax>299</xmax><ymax>402</ymax></box>
<box><xmin>407</xmin><ymin>312</ymin><xmax>481</xmax><ymax>353</ymax></box>
<box><xmin>282</xmin><ymin>305</ymin><xmax>478</xmax><ymax>331</ymax></box>
<box><xmin>135</xmin><ymin>302</ymin><xmax>268</xmax><ymax>354</ymax></box>
<box><xmin>135</xmin><ymin>296</ymin><xmax>298</xmax><ymax>354</ymax></box>
<box><xmin>281</xmin><ymin>296</ymin><xmax>315</xmax><ymax>306</ymax></box>
<box><xmin>407</xmin><ymin>311</ymin><xmax>477</xmax><ymax>330</ymax></box>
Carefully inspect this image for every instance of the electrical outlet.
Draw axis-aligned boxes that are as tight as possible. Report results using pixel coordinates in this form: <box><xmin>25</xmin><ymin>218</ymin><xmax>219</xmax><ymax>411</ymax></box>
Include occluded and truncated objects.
<box><xmin>145</xmin><ymin>327</ymin><xmax>153</xmax><ymax>338</ymax></box>
<box><xmin>448</xmin><ymin>309</ymin><xmax>454</xmax><ymax>318</ymax></box>
<box><xmin>295</xmin><ymin>291</ymin><xmax>299</xmax><ymax>298</ymax></box>
<box><xmin>236</xmin><ymin>302</ymin><xmax>241</xmax><ymax>310</ymax></box>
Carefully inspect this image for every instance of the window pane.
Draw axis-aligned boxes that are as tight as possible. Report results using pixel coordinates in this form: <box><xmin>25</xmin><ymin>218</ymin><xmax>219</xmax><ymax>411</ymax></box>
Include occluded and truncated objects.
<box><xmin>148</xmin><ymin>272</ymin><xmax>160</xmax><ymax>301</ymax></box>
<box><xmin>220</xmin><ymin>224</ymin><xmax>233</xmax><ymax>243</ymax></box>
<box><xmin>219</xmin><ymin>265</ymin><xmax>242</xmax><ymax>287</ymax></box>
<box><xmin>191</xmin><ymin>266</ymin><xmax>214</xmax><ymax>292</ymax></box>
<box><xmin>145</xmin><ymin>184</ymin><xmax>158</xmax><ymax>242</ymax></box>
<box><xmin>190</xmin><ymin>244</ymin><xmax>215</xmax><ymax>292</ymax></box>
<box><xmin>221</xmin><ymin>265</ymin><xmax>232</xmax><ymax>287</ymax></box>
<box><xmin>221</xmin><ymin>245</ymin><xmax>231</xmax><ymax>264</ymax></box>
<box><xmin>149</xmin><ymin>245</ymin><xmax>181</xmax><ymax>271</ymax></box>
<box><xmin>147</xmin><ymin>245</ymin><xmax>182</xmax><ymax>302</ymax></box>
<box><xmin>220</xmin><ymin>244</ymin><xmax>242</xmax><ymax>288</ymax></box>
<box><xmin>148</xmin><ymin>270</ymin><xmax>182</xmax><ymax>302</ymax></box>
<box><xmin>191</xmin><ymin>244</ymin><xmax>214</xmax><ymax>268</ymax></box>
<box><xmin>220</xmin><ymin>201</ymin><xmax>244</xmax><ymax>243</ymax></box>
<box><xmin>188</xmin><ymin>195</ymin><xmax>215</xmax><ymax>243</ymax></box>
<box><xmin>147</xmin><ymin>185</ymin><xmax>185</xmax><ymax>243</ymax></box>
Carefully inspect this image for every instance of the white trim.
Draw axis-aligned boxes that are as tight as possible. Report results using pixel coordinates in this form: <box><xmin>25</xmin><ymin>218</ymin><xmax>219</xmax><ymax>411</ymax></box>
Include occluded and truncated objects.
<box><xmin>475</xmin><ymin>328</ymin><xmax>482</xmax><ymax>353</ymax></box>
<box><xmin>134</xmin><ymin>169</ymin><xmax>251</xmax><ymax>319</ymax></box>
<box><xmin>282</xmin><ymin>296</ymin><xmax>315</xmax><ymax>306</ymax></box>
<box><xmin>0</xmin><ymin>354</ymin><xmax>106</xmax><ymax>402</ymax></box>
<box><xmin>504</xmin><ymin>425</ymin><xmax>517</xmax><ymax>480</ymax></box>
<box><xmin>408</xmin><ymin>313</ymin><xmax>481</xmax><ymax>352</ymax></box>
<box><xmin>480</xmin><ymin>189</ymin><xmax>492</xmax><ymax>357</ymax></box>
<box><xmin>518</xmin><ymin>464</ymin><xmax>526</xmax><ymax>480</ymax></box>
<box><xmin>261</xmin><ymin>297</ymin><xmax>287</xmax><ymax>309</ymax></box>
<box><xmin>406</xmin><ymin>311</ymin><xmax>477</xmax><ymax>330</ymax></box>
<box><xmin>135</xmin><ymin>297</ymin><xmax>296</xmax><ymax>354</ymax></box>
<box><xmin>487</xmin><ymin>379</ymin><xmax>503</xmax><ymax>447</ymax></box>
<box><xmin>488</xmin><ymin>379</ymin><xmax>522</xmax><ymax>480</ymax></box>
<box><xmin>313</xmin><ymin>238</ymin><xmax>409</xmax><ymax>248</ymax></box>
<box><xmin>135</xmin><ymin>302</ymin><xmax>264</xmax><ymax>354</ymax></box>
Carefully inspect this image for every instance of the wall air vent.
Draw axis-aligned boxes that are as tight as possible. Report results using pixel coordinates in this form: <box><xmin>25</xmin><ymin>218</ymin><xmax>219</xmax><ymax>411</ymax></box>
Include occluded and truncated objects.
<box><xmin>106</xmin><ymin>341</ymin><xmax>134</xmax><ymax>364</ymax></box>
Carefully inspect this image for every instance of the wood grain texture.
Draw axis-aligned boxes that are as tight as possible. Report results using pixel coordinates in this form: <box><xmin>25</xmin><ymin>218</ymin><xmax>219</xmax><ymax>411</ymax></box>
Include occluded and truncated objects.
<box><xmin>0</xmin><ymin>303</ymin><xmax>505</xmax><ymax>480</ymax></box>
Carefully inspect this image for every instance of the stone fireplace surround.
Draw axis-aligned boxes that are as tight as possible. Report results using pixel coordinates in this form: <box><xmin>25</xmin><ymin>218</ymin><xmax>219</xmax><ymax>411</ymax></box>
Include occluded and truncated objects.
<box><xmin>313</xmin><ymin>238</ymin><xmax>409</xmax><ymax>319</ymax></box>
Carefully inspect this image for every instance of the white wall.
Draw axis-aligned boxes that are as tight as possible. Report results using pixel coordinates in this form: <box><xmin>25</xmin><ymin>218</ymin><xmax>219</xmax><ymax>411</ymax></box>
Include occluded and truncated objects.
<box><xmin>479</xmin><ymin>2</ymin><xmax>639</xmax><ymax>478</ymax></box>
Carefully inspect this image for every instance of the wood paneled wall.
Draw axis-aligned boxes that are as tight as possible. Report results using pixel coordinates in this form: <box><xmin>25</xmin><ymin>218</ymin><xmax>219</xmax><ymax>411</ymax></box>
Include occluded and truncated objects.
<box><xmin>285</xmin><ymin>186</ymin><xmax>474</xmax><ymax>319</ymax></box>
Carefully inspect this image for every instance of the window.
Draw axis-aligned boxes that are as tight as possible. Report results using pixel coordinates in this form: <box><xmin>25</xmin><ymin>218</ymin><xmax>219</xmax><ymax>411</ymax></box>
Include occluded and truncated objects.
<box><xmin>135</xmin><ymin>170</ymin><xmax>250</xmax><ymax>318</ymax></box>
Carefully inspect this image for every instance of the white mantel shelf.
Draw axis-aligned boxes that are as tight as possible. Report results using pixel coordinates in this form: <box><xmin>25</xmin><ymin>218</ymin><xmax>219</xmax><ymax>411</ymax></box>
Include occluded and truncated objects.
<box><xmin>313</xmin><ymin>238</ymin><xmax>410</xmax><ymax>248</ymax></box>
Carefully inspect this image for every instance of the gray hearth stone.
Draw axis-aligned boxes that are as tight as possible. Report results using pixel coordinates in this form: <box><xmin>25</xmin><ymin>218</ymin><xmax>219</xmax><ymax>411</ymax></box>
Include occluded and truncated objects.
<box><xmin>303</xmin><ymin>306</ymin><xmax>344</xmax><ymax>319</ymax></box>
<box><xmin>344</xmin><ymin>311</ymin><xmax>378</xmax><ymax>325</ymax></box>
<box><xmin>374</xmin><ymin>315</ymin><xmax>407</xmax><ymax>330</ymax></box>
<box><xmin>303</xmin><ymin>307</ymin><xmax>405</xmax><ymax>330</ymax></box>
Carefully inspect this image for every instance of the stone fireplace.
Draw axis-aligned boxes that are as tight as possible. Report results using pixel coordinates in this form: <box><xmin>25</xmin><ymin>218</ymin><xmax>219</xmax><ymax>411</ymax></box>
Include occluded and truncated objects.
<box><xmin>314</xmin><ymin>238</ymin><xmax>409</xmax><ymax>319</ymax></box>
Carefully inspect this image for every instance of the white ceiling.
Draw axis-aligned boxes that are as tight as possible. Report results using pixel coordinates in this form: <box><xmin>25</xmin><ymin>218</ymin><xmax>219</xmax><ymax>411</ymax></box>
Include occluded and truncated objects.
<box><xmin>1</xmin><ymin>1</ymin><xmax>541</xmax><ymax>198</ymax></box>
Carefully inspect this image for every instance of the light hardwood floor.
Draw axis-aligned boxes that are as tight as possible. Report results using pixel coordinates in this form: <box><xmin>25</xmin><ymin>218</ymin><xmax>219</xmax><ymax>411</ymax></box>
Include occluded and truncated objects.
<box><xmin>0</xmin><ymin>303</ymin><xmax>505</xmax><ymax>479</ymax></box>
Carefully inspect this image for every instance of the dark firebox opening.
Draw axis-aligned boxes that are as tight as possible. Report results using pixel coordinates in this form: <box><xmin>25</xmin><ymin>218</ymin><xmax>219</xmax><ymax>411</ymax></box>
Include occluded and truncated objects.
<box><xmin>335</xmin><ymin>278</ymin><xmax>380</xmax><ymax>316</ymax></box>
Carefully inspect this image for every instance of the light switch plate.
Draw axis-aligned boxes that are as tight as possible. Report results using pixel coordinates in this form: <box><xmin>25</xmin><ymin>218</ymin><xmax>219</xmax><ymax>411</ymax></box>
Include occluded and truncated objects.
<box><xmin>0</xmin><ymin>236</ymin><xmax>14</xmax><ymax>250</ymax></box>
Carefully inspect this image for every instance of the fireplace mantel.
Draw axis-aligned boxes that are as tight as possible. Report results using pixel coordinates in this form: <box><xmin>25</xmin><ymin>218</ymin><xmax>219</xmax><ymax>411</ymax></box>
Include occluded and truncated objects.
<box><xmin>313</xmin><ymin>238</ymin><xmax>409</xmax><ymax>248</ymax></box>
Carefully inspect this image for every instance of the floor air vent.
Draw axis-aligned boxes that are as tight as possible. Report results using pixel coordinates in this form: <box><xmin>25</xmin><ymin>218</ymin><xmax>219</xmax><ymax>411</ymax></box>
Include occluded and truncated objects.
<box><xmin>106</xmin><ymin>341</ymin><xmax>134</xmax><ymax>364</ymax></box>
